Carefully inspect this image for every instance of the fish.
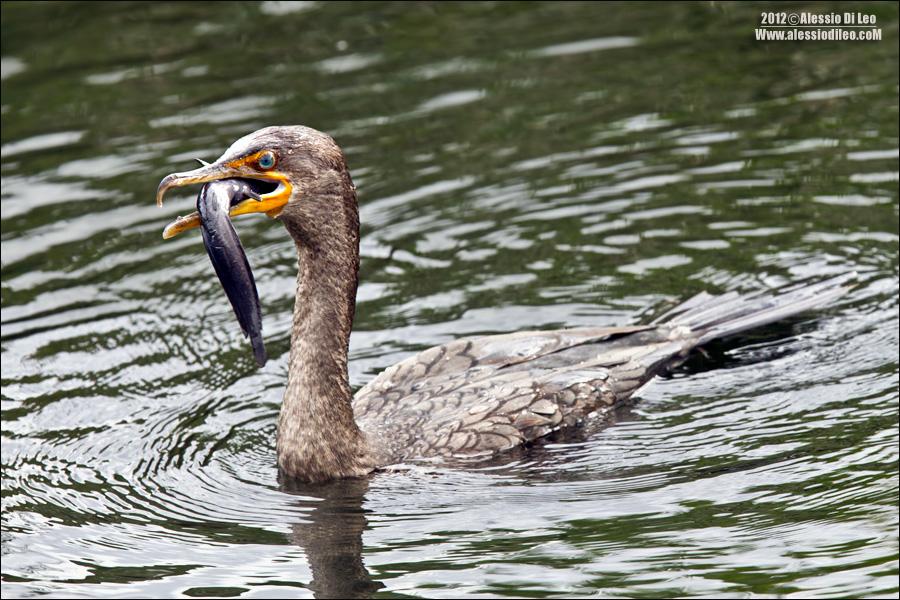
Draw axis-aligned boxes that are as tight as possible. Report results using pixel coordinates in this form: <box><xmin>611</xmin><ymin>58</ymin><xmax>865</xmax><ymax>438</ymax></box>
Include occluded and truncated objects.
<box><xmin>196</xmin><ymin>179</ymin><xmax>267</xmax><ymax>367</ymax></box>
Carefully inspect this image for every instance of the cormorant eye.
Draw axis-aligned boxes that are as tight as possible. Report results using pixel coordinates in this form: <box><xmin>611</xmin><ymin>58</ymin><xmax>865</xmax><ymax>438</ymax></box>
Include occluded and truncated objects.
<box><xmin>258</xmin><ymin>151</ymin><xmax>276</xmax><ymax>170</ymax></box>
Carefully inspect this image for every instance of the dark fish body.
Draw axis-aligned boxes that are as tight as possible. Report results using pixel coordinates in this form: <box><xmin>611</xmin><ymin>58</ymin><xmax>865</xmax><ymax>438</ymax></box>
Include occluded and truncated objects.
<box><xmin>197</xmin><ymin>179</ymin><xmax>267</xmax><ymax>367</ymax></box>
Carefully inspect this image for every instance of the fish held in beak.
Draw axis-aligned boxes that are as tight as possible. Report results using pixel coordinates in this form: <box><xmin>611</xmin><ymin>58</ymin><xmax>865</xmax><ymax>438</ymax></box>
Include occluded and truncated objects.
<box><xmin>197</xmin><ymin>179</ymin><xmax>267</xmax><ymax>367</ymax></box>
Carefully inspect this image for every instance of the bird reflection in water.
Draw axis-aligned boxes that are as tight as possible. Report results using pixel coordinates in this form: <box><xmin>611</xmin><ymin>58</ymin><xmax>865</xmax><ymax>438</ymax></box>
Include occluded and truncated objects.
<box><xmin>279</xmin><ymin>476</ymin><xmax>383</xmax><ymax>599</ymax></box>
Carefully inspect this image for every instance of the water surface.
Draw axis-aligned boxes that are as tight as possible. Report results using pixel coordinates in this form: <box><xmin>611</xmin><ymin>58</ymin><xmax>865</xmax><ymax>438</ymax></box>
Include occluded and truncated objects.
<box><xmin>2</xmin><ymin>2</ymin><xmax>898</xmax><ymax>598</ymax></box>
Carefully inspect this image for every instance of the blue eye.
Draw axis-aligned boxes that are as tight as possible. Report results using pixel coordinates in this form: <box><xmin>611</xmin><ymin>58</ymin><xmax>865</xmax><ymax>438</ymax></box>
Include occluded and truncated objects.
<box><xmin>258</xmin><ymin>152</ymin><xmax>276</xmax><ymax>169</ymax></box>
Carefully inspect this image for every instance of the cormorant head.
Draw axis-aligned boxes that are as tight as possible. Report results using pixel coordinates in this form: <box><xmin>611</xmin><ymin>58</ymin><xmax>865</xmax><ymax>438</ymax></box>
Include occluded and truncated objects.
<box><xmin>156</xmin><ymin>125</ymin><xmax>351</xmax><ymax>239</ymax></box>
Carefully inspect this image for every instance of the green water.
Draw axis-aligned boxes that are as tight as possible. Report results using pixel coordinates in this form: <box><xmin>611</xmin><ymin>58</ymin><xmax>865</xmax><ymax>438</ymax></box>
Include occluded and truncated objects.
<box><xmin>2</xmin><ymin>2</ymin><xmax>898</xmax><ymax>598</ymax></box>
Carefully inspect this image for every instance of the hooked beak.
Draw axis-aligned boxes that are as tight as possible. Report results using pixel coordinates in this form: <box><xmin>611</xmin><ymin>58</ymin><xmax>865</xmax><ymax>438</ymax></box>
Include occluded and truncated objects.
<box><xmin>157</xmin><ymin>159</ymin><xmax>292</xmax><ymax>238</ymax></box>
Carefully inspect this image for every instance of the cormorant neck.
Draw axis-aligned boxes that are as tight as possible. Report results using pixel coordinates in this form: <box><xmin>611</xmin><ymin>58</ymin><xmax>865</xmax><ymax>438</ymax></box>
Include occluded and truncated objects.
<box><xmin>275</xmin><ymin>186</ymin><xmax>375</xmax><ymax>482</ymax></box>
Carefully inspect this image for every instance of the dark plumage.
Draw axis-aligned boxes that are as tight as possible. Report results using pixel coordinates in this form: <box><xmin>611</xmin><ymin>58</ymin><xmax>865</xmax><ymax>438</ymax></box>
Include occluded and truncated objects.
<box><xmin>157</xmin><ymin>125</ymin><xmax>852</xmax><ymax>483</ymax></box>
